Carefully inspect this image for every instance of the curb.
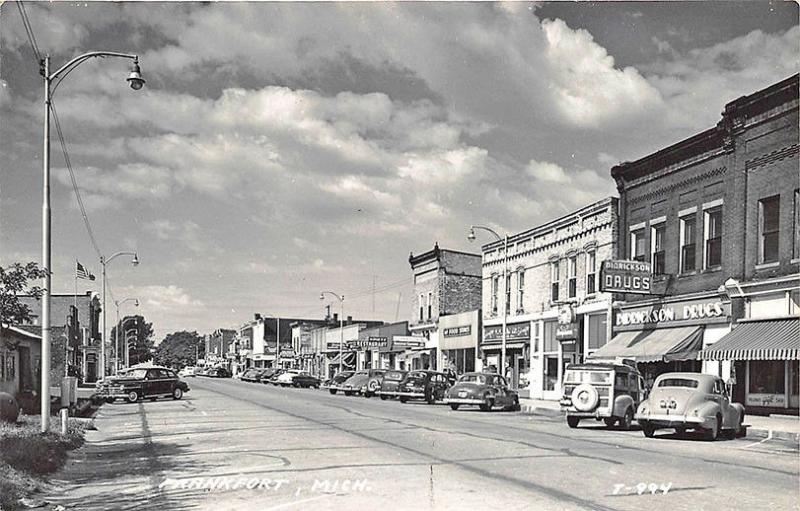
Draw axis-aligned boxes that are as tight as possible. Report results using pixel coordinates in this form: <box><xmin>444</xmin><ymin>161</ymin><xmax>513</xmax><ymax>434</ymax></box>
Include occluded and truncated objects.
<box><xmin>519</xmin><ymin>405</ymin><xmax>562</xmax><ymax>418</ymax></box>
<box><xmin>743</xmin><ymin>426</ymin><xmax>800</xmax><ymax>443</ymax></box>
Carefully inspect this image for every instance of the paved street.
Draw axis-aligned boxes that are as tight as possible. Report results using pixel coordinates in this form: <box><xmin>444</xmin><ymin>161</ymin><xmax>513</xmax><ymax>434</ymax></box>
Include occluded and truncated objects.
<box><xmin>45</xmin><ymin>377</ymin><xmax>798</xmax><ymax>511</ymax></box>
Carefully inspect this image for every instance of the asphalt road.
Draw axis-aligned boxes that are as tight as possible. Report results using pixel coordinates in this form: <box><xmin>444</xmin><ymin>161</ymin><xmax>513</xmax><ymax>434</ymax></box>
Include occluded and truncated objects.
<box><xmin>46</xmin><ymin>377</ymin><xmax>799</xmax><ymax>511</ymax></box>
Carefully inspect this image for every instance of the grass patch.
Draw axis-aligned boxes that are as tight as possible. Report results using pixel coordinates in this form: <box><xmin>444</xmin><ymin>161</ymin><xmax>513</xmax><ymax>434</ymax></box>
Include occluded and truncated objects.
<box><xmin>0</xmin><ymin>414</ymin><xmax>86</xmax><ymax>510</ymax></box>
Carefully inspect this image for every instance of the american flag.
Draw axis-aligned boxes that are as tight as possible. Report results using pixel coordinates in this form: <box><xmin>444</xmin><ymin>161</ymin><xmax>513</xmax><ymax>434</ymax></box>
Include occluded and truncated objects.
<box><xmin>76</xmin><ymin>260</ymin><xmax>95</xmax><ymax>281</ymax></box>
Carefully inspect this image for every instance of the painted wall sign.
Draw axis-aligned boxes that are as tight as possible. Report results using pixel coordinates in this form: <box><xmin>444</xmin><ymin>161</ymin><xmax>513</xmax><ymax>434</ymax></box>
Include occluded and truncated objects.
<box><xmin>746</xmin><ymin>393</ymin><xmax>786</xmax><ymax>407</ymax></box>
<box><xmin>443</xmin><ymin>325</ymin><xmax>472</xmax><ymax>338</ymax></box>
<box><xmin>600</xmin><ymin>260</ymin><xmax>652</xmax><ymax>294</ymax></box>
<box><xmin>484</xmin><ymin>322</ymin><xmax>531</xmax><ymax>342</ymax></box>
<box><xmin>615</xmin><ymin>300</ymin><xmax>728</xmax><ymax>327</ymax></box>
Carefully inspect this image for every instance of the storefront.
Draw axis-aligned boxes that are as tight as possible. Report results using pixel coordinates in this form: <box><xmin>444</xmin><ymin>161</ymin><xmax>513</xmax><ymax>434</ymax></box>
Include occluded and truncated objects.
<box><xmin>590</xmin><ymin>292</ymin><xmax>732</xmax><ymax>387</ymax></box>
<box><xmin>439</xmin><ymin>310</ymin><xmax>481</xmax><ymax>376</ymax></box>
<box><xmin>392</xmin><ymin>336</ymin><xmax>427</xmax><ymax>370</ymax></box>
<box><xmin>357</xmin><ymin>322</ymin><xmax>411</xmax><ymax>370</ymax></box>
<box><xmin>481</xmin><ymin>321</ymin><xmax>530</xmax><ymax>391</ymax></box>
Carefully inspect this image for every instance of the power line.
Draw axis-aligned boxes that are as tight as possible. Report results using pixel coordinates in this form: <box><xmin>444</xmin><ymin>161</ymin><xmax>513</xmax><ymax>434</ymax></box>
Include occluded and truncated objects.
<box><xmin>14</xmin><ymin>1</ymin><xmax>41</xmax><ymax>63</ymax></box>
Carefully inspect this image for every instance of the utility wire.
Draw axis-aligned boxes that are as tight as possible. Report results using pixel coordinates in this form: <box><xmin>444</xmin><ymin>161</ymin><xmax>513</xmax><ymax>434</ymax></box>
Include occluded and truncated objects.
<box><xmin>15</xmin><ymin>1</ymin><xmax>41</xmax><ymax>62</ymax></box>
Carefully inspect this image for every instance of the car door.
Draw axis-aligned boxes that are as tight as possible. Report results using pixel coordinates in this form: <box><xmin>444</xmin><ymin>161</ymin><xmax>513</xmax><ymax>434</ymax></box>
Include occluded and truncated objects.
<box><xmin>714</xmin><ymin>378</ymin><xmax>732</xmax><ymax>427</ymax></box>
<box><xmin>143</xmin><ymin>370</ymin><xmax>160</xmax><ymax>397</ymax></box>
<box><xmin>164</xmin><ymin>370</ymin><xmax>178</xmax><ymax>395</ymax></box>
<box><xmin>496</xmin><ymin>376</ymin><xmax>510</xmax><ymax>406</ymax></box>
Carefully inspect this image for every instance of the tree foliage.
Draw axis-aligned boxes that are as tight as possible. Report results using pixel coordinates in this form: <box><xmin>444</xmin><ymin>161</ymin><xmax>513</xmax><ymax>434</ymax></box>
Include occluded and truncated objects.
<box><xmin>0</xmin><ymin>262</ymin><xmax>48</xmax><ymax>329</ymax></box>
<box><xmin>153</xmin><ymin>330</ymin><xmax>205</xmax><ymax>369</ymax></box>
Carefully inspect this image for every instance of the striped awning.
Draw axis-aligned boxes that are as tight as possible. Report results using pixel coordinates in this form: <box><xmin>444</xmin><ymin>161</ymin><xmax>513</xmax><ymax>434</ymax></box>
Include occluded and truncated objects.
<box><xmin>700</xmin><ymin>318</ymin><xmax>800</xmax><ymax>361</ymax></box>
<box><xmin>588</xmin><ymin>326</ymin><xmax>703</xmax><ymax>363</ymax></box>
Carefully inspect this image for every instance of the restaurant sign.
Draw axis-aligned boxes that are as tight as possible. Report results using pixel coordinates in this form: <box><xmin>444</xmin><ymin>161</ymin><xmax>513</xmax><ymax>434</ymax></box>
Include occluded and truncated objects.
<box><xmin>348</xmin><ymin>337</ymin><xmax>389</xmax><ymax>349</ymax></box>
<box><xmin>615</xmin><ymin>299</ymin><xmax>729</xmax><ymax>327</ymax></box>
<box><xmin>600</xmin><ymin>260</ymin><xmax>652</xmax><ymax>295</ymax></box>
<box><xmin>484</xmin><ymin>322</ymin><xmax>531</xmax><ymax>342</ymax></box>
<box><xmin>443</xmin><ymin>325</ymin><xmax>472</xmax><ymax>338</ymax></box>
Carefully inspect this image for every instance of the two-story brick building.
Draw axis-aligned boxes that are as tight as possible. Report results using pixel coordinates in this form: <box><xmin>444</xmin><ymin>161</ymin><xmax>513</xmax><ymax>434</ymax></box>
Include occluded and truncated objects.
<box><xmin>408</xmin><ymin>244</ymin><xmax>482</xmax><ymax>371</ymax></box>
<box><xmin>480</xmin><ymin>197</ymin><xmax>618</xmax><ymax>399</ymax></box>
<box><xmin>604</xmin><ymin>74</ymin><xmax>799</xmax><ymax>413</ymax></box>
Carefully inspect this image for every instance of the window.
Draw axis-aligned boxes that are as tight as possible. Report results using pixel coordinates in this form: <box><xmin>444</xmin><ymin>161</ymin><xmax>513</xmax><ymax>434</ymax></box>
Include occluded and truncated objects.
<box><xmin>680</xmin><ymin>215</ymin><xmax>696</xmax><ymax>273</ymax></box>
<box><xmin>543</xmin><ymin>320</ymin><xmax>558</xmax><ymax>352</ymax></box>
<box><xmin>505</xmin><ymin>272</ymin><xmax>511</xmax><ymax>314</ymax></box>
<box><xmin>587</xmin><ymin>313</ymin><xmax>607</xmax><ymax>350</ymax></box>
<box><xmin>759</xmin><ymin>195</ymin><xmax>780</xmax><ymax>263</ymax></box>
<box><xmin>419</xmin><ymin>294</ymin><xmax>424</xmax><ymax>321</ymax></box>
<box><xmin>550</xmin><ymin>261</ymin><xmax>559</xmax><ymax>302</ymax></box>
<box><xmin>705</xmin><ymin>207</ymin><xmax>723</xmax><ymax>268</ymax></box>
<box><xmin>631</xmin><ymin>229</ymin><xmax>646</xmax><ymax>262</ymax></box>
<box><xmin>567</xmin><ymin>255</ymin><xmax>577</xmax><ymax>298</ymax></box>
<box><xmin>793</xmin><ymin>190</ymin><xmax>799</xmax><ymax>258</ymax></box>
<box><xmin>651</xmin><ymin>223</ymin><xmax>666</xmax><ymax>274</ymax></box>
<box><xmin>749</xmin><ymin>360</ymin><xmax>785</xmax><ymax>394</ymax></box>
<box><xmin>491</xmin><ymin>275</ymin><xmax>499</xmax><ymax>314</ymax></box>
<box><xmin>427</xmin><ymin>292</ymin><xmax>433</xmax><ymax>319</ymax></box>
<box><xmin>586</xmin><ymin>250</ymin><xmax>596</xmax><ymax>294</ymax></box>
<box><xmin>517</xmin><ymin>269</ymin><xmax>525</xmax><ymax>312</ymax></box>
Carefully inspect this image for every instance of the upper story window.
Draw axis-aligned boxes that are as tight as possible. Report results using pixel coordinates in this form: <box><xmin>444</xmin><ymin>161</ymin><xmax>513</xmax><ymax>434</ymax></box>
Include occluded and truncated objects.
<box><xmin>705</xmin><ymin>207</ymin><xmax>723</xmax><ymax>268</ymax></box>
<box><xmin>419</xmin><ymin>294</ymin><xmax>424</xmax><ymax>322</ymax></box>
<box><xmin>586</xmin><ymin>249</ymin><xmax>596</xmax><ymax>295</ymax></box>
<box><xmin>517</xmin><ymin>269</ymin><xmax>525</xmax><ymax>312</ymax></box>
<box><xmin>651</xmin><ymin>223</ymin><xmax>666</xmax><ymax>275</ymax></box>
<box><xmin>680</xmin><ymin>215</ymin><xmax>696</xmax><ymax>273</ymax></box>
<box><xmin>550</xmin><ymin>260</ymin><xmax>560</xmax><ymax>302</ymax></box>
<box><xmin>427</xmin><ymin>291</ymin><xmax>433</xmax><ymax>319</ymax></box>
<box><xmin>505</xmin><ymin>272</ymin><xmax>511</xmax><ymax>314</ymax></box>
<box><xmin>491</xmin><ymin>274</ymin><xmax>499</xmax><ymax>314</ymax></box>
<box><xmin>631</xmin><ymin>229</ymin><xmax>646</xmax><ymax>262</ymax></box>
<box><xmin>793</xmin><ymin>189</ymin><xmax>799</xmax><ymax>259</ymax></box>
<box><xmin>759</xmin><ymin>195</ymin><xmax>780</xmax><ymax>264</ymax></box>
<box><xmin>567</xmin><ymin>255</ymin><xmax>577</xmax><ymax>299</ymax></box>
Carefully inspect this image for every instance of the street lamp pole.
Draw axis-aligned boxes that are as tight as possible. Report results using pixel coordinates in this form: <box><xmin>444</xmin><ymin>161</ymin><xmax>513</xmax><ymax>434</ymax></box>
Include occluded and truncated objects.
<box><xmin>40</xmin><ymin>51</ymin><xmax>144</xmax><ymax>432</ymax></box>
<box><xmin>100</xmin><ymin>251</ymin><xmax>139</xmax><ymax>378</ymax></box>
<box><xmin>320</xmin><ymin>292</ymin><xmax>344</xmax><ymax>373</ymax></box>
<box><xmin>114</xmin><ymin>298</ymin><xmax>138</xmax><ymax>373</ymax></box>
<box><xmin>468</xmin><ymin>225</ymin><xmax>509</xmax><ymax>377</ymax></box>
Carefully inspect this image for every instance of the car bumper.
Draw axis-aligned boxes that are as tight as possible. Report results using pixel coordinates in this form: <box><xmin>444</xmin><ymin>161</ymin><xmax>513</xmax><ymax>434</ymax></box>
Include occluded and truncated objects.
<box><xmin>98</xmin><ymin>386</ymin><xmax>132</xmax><ymax>398</ymax></box>
<box><xmin>635</xmin><ymin>413</ymin><xmax>708</xmax><ymax>428</ymax></box>
<box><xmin>379</xmin><ymin>390</ymin><xmax>425</xmax><ymax>398</ymax></box>
<box><xmin>444</xmin><ymin>398</ymin><xmax>484</xmax><ymax>405</ymax></box>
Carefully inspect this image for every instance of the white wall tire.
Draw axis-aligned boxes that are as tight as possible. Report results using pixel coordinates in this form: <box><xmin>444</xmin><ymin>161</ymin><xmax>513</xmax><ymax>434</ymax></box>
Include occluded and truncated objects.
<box><xmin>127</xmin><ymin>391</ymin><xmax>139</xmax><ymax>403</ymax></box>
<box><xmin>172</xmin><ymin>387</ymin><xmax>183</xmax><ymax>400</ymax></box>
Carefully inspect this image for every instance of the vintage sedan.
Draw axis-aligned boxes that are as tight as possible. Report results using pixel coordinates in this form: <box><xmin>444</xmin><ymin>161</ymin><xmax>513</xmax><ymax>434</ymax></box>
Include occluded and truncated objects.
<box><xmin>341</xmin><ymin>369</ymin><xmax>386</xmax><ymax>396</ymax></box>
<box><xmin>240</xmin><ymin>368</ymin><xmax>267</xmax><ymax>382</ymax></box>
<box><xmin>327</xmin><ymin>371</ymin><xmax>355</xmax><ymax>395</ymax></box>
<box><xmin>444</xmin><ymin>373</ymin><xmax>521</xmax><ymax>412</ymax></box>
<box><xmin>635</xmin><ymin>373</ymin><xmax>745</xmax><ymax>440</ymax></box>
<box><xmin>98</xmin><ymin>367</ymin><xmax>190</xmax><ymax>403</ymax></box>
<box><xmin>291</xmin><ymin>372</ymin><xmax>321</xmax><ymax>389</ymax></box>
<box><xmin>385</xmin><ymin>370</ymin><xmax>450</xmax><ymax>404</ymax></box>
<box><xmin>376</xmin><ymin>370</ymin><xmax>407</xmax><ymax>400</ymax></box>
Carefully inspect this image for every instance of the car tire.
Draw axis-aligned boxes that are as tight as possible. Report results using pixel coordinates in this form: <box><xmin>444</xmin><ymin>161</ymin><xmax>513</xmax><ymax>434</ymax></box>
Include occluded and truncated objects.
<box><xmin>380</xmin><ymin>395</ymin><xmax>388</xmax><ymax>401</ymax></box>
<box><xmin>149</xmin><ymin>397</ymin><xmax>157</xmax><ymax>402</ymax></box>
<box><xmin>105</xmin><ymin>397</ymin><xmax>115</xmax><ymax>404</ymax></box>
<box><xmin>706</xmin><ymin>415</ymin><xmax>721</xmax><ymax>441</ymax></box>
<box><xmin>399</xmin><ymin>397</ymin><xmax>408</xmax><ymax>403</ymax></box>
<box><xmin>735</xmin><ymin>412</ymin><xmax>746</xmax><ymax>438</ymax></box>
<box><xmin>675</xmin><ymin>426</ymin><xmax>686</xmax><ymax>437</ymax></box>
<box><xmin>479</xmin><ymin>397</ymin><xmax>494</xmax><ymax>412</ymax></box>
<box><xmin>449</xmin><ymin>404</ymin><xmax>460</xmax><ymax>411</ymax></box>
<box><xmin>329</xmin><ymin>389</ymin><xmax>337</xmax><ymax>395</ymax></box>
<box><xmin>126</xmin><ymin>390</ymin><xmax>139</xmax><ymax>403</ymax></box>
<box><xmin>603</xmin><ymin>417</ymin><xmax>616</xmax><ymax>428</ymax></box>
<box><xmin>344</xmin><ymin>391</ymin><xmax>354</xmax><ymax>397</ymax></box>
<box><xmin>425</xmin><ymin>388</ymin><xmax>435</xmax><ymax>405</ymax></box>
<box><xmin>642</xmin><ymin>422</ymin><xmax>655</xmax><ymax>438</ymax></box>
<box><xmin>567</xmin><ymin>416</ymin><xmax>580</xmax><ymax>429</ymax></box>
<box><xmin>172</xmin><ymin>387</ymin><xmax>183</xmax><ymax>400</ymax></box>
<box><xmin>619</xmin><ymin>408</ymin><xmax>634</xmax><ymax>431</ymax></box>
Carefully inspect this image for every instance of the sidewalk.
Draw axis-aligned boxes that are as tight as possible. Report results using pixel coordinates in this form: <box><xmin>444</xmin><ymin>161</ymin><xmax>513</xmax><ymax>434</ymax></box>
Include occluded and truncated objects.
<box><xmin>519</xmin><ymin>397</ymin><xmax>800</xmax><ymax>442</ymax></box>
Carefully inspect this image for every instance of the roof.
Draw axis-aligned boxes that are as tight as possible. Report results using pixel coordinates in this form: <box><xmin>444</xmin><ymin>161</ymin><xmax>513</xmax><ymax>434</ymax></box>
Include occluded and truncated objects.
<box><xmin>589</xmin><ymin>326</ymin><xmax>703</xmax><ymax>363</ymax></box>
<box><xmin>699</xmin><ymin>318</ymin><xmax>800</xmax><ymax>361</ymax></box>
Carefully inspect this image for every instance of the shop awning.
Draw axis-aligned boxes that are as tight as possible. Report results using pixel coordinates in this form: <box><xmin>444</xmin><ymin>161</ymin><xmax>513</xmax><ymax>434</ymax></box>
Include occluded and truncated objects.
<box><xmin>481</xmin><ymin>342</ymin><xmax>528</xmax><ymax>351</ymax></box>
<box><xmin>699</xmin><ymin>318</ymin><xmax>800</xmax><ymax>361</ymax></box>
<box><xmin>330</xmin><ymin>352</ymin><xmax>356</xmax><ymax>367</ymax></box>
<box><xmin>589</xmin><ymin>326</ymin><xmax>703</xmax><ymax>363</ymax></box>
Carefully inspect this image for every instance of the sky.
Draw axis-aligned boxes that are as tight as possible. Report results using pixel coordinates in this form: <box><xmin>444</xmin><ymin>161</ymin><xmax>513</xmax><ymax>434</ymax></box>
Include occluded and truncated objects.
<box><xmin>1</xmin><ymin>1</ymin><xmax>797</xmax><ymax>341</ymax></box>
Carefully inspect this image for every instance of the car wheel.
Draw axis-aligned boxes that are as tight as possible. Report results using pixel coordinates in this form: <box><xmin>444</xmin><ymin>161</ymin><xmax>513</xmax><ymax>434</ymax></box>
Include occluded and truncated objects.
<box><xmin>425</xmin><ymin>388</ymin><xmax>435</xmax><ymax>405</ymax></box>
<box><xmin>149</xmin><ymin>397</ymin><xmax>157</xmax><ymax>402</ymax></box>
<box><xmin>735</xmin><ymin>412</ymin><xmax>746</xmax><ymax>438</ymax></box>
<box><xmin>344</xmin><ymin>391</ymin><xmax>354</xmax><ymax>397</ymax></box>
<box><xmin>479</xmin><ymin>397</ymin><xmax>494</xmax><ymax>412</ymax></box>
<box><xmin>329</xmin><ymin>389</ymin><xmax>337</xmax><ymax>395</ymax></box>
<box><xmin>449</xmin><ymin>403</ymin><xmax>460</xmax><ymax>411</ymax></box>
<box><xmin>706</xmin><ymin>415</ymin><xmax>721</xmax><ymax>441</ymax></box>
<box><xmin>566</xmin><ymin>416</ymin><xmax>580</xmax><ymax>429</ymax></box>
<box><xmin>105</xmin><ymin>397</ymin><xmax>115</xmax><ymax>404</ymax></box>
<box><xmin>399</xmin><ymin>397</ymin><xmax>408</xmax><ymax>403</ymax></box>
<box><xmin>619</xmin><ymin>408</ymin><xmax>634</xmax><ymax>431</ymax></box>
<box><xmin>380</xmin><ymin>395</ymin><xmax>388</xmax><ymax>401</ymax></box>
<box><xmin>126</xmin><ymin>390</ymin><xmax>139</xmax><ymax>403</ymax></box>
<box><xmin>642</xmin><ymin>422</ymin><xmax>655</xmax><ymax>438</ymax></box>
<box><xmin>675</xmin><ymin>426</ymin><xmax>686</xmax><ymax>437</ymax></box>
<box><xmin>603</xmin><ymin>417</ymin><xmax>616</xmax><ymax>428</ymax></box>
<box><xmin>172</xmin><ymin>387</ymin><xmax>183</xmax><ymax>400</ymax></box>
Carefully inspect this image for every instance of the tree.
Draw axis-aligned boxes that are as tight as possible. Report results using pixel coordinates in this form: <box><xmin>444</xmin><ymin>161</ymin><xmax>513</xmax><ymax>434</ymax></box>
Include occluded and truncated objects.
<box><xmin>153</xmin><ymin>330</ymin><xmax>205</xmax><ymax>369</ymax></box>
<box><xmin>0</xmin><ymin>262</ymin><xmax>48</xmax><ymax>334</ymax></box>
<box><xmin>110</xmin><ymin>314</ymin><xmax>154</xmax><ymax>366</ymax></box>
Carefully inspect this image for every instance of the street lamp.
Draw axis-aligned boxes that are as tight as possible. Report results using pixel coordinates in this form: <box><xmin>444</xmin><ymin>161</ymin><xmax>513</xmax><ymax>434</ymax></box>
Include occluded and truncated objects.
<box><xmin>468</xmin><ymin>225</ymin><xmax>510</xmax><ymax>378</ymax></box>
<box><xmin>114</xmin><ymin>297</ymin><xmax>139</xmax><ymax>373</ymax></box>
<box><xmin>40</xmin><ymin>51</ymin><xmax>144</xmax><ymax>432</ymax></box>
<box><xmin>100</xmin><ymin>251</ymin><xmax>139</xmax><ymax>378</ymax></box>
<box><xmin>320</xmin><ymin>292</ymin><xmax>345</xmax><ymax>373</ymax></box>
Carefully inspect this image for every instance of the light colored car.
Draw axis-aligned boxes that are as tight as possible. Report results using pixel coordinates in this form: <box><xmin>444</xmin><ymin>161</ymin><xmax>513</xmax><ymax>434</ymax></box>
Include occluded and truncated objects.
<box><xmin>444</xmin><ymin>373</ymin><xmax>520</xmax><ymax>412</ymax></box>
<box><xmin>274</xmin><ymin>370</ymin><xmax>301</xmax><ymax>387</ymax></box>
<box><xmin>560</xmin><ymin>362</ymin><xmax>645</xmax><ymax>430</ymax></box>
<box><xmin>636</xmin><ymin>373</ymin><xmax>745</xmax><ymax>440</ymax></box>
<box><xmin>178</xmin><ymin>366</ymin><xmax>197</xmax><ymax>377</ymax></box>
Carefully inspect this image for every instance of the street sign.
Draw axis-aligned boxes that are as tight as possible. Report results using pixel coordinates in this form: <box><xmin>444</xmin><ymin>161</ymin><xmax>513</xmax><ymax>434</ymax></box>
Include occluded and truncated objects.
<box><xmin>600</xmin><ymin>260</ymin><xmax>652</xmax><ymax>294</ymax></box>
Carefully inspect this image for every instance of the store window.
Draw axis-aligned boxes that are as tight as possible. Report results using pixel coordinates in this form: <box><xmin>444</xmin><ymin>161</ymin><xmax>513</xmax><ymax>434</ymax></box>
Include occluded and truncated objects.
<box><xmin>680</xmin><ymin>215</ymin><xmax>696</xmax><ymax>273</ymax></box>
<box><xmin>544</xmin><ymin>356</ymin><xmax>559</xmax><ymax>392</ymax></box>
<box><xmin>491</xmin><ymin>275</ymin><xmax>499</xmax><ymax>314</ymax></box>
<box><xmin>567</xmin><ymin>255</ymin><xmax>577</xmax><ymax>299</ymax></box>
<box><xmin>651</xmin><ymin>223</ymin><xmax>666</xmax><ymax>275</ymax></box>
<box><xmin>517</xmin><ymin>269</ymin><xmax>525</xmax><ymax>312</ymax></box>
<box><xmin>543</xmin><ymin>320</ymin><xmax>558</xmax><ymax>353</ymax></box>
<box><xmin>631</xmin><ymin>229</ymin><xmax>646</xmax><ymax>262</ymax></box>
<box><xmin>759</xmin><ymin>195</ymin><xmax>780</xmax><ymax>264</ymax></box>
<box><xmin>550</xmin><ymin>261</ymin><xmax>559</xmax><ymax>302</ymax></box>
<box><xmin>705</xmin><ymin>207</ymin><xmax>723</xmax><ymax>268</ymax></box>
<box><xmin>749</xmin><ymin>360</ymin><xmax>785</xmax><ymax>395</ymax></box>
<box><xmin>586</xmin><ymin>314</ymin><xmax>607</xmax><ymax>350</ymax></box>
<box><xmin>586</xmin><ymin>250</ymin><xmax>596</xmax><ymax>294</ymax></box>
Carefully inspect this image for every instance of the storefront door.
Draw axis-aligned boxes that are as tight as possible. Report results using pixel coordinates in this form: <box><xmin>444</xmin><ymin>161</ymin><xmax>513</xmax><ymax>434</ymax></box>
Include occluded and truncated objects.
<box><xmin>790</xmin><ymin>360</ymin><xmax>799</xmax><ymax>409</ymax></box>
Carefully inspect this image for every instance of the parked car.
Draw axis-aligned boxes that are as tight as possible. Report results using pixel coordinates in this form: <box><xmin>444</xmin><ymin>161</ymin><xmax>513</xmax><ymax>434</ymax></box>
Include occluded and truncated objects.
<box><xmin>256</xmin><ymin>368</ymin><xmax>280</xmax><ymax>384</ymax></box>
<box><xmin>203</xmin><ymin>366</ymin><xmax>231</xmax><ymax>378</ymax></box>
<box><xmin>240</xmin><ymin>368</ymin><xmax>267</xmax><ymax>382</ymax></box>
<box><xmin>97</xmin><ymin>367</ymin><xmax>190</xmax><ymax>403</ymax></box>
<box><xmin>635</xmin><ymin>373</ymin><xmax>745</xmax><ymax>440</ymax></box>
<box><xmin>384</xmin><ymin>370</ymin><xmax>450</xmax><ymax>404</ymax></box>
<box><xmin>376</xmin><ymin>370</ymin><xmax>407</xmax><ymax>400</ymax></box>
<box><xmin>267</xmin><ymin>369</ymin><xmax>289</xmax><ymax>385</ymax></box>
<box><xmin>340</xmin><ymin>369</ymin><xmax>385</xmax><ymax>396</ymax></box>
<box><xmin>291</xmin><ymin>372</ymin><xmax>321</xmax><ymax>389</ymax></box>
<box><xmin>560</xmin><ymin>362</ymin><xmax>645</xmax><ymax>430</ymax></box>
<box><xmin>444</xmin><ymin>372</ymin><xmax>520</xmax><ymax>411</ymax></box>
<box><xmin>364</xmin><ymin>371</ymin><xmax>389</xmax><ymax>398</ymax></box>
<box><xmin>327</xmin><ymin>371</ymin><xmax>355</xmax><ymax>395</ymax></box>
<box><xmin>274</xmin><ymin>370</ymin><xmax>301</xmax><ymax>386</ymax></box>
<box><xmin>178</xmin><ymin>366</ymin><xmax>197</xmax><ymax>378</ymax></box>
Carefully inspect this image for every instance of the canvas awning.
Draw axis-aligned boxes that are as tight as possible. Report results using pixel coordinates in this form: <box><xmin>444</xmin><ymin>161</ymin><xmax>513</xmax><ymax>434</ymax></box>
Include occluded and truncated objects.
<box><xmin>699</xmin><ymin>318</ymin><xmax>800</xmax><ymax>361</ymax></box>
<box><xmin>589</xmin><ymin>326</ymin><xmax>703</xmax><ymax>363</ymax></box>
<box><xmin>330</xmin><ymin>352</ymin><xmax>356</xmax><ymax>367</ymax></box>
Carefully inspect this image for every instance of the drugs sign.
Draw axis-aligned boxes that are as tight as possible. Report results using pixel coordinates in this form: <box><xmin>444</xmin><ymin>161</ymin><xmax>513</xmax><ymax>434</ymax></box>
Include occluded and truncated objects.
<box><xmin>600</xmin><ymin>260</ymin><xmax>652</xmax><ymax>294</ymax></box>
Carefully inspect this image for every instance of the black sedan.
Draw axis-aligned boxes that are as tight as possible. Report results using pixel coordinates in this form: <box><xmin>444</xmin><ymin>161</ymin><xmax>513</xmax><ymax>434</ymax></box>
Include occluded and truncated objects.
<box><xmin>382</xmin><ymin>370</ymin><xmax>450</xmax><ymax>404</ymax></box>
<box><xmin>240</xmin><ymin>368</ymin><xmax>267</xmax><ymax>382</ymax></box>
<box><xmin>97</xmin><ymin>367</ymin><xmax>190</xmax><ymax>403</ymax></box>
<box><xmin>291</xmin><ymin>373</ymin><xmax>321</xmax><ymax>388</ymax></box>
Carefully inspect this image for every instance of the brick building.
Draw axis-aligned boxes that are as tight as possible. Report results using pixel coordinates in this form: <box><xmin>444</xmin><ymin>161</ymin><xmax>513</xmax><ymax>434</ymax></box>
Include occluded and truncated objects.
<box><xmin>408</xmin><ymin>244</ymin><xmax>482</xmax><ymax>371</ymax></box>
<box><xmin>605</xmin><ymin>74</ymin><xmax>799</xmax><ymax>413</ymax></box>
<box><xmin>204</xmin><ymin>328</ymin><xmax>237</xmax><ymax>368</ymax></box>
<box><xmin>480</xmin><ymin>197</ymin><xmax>618</xmax><ymax>399</ymax></box>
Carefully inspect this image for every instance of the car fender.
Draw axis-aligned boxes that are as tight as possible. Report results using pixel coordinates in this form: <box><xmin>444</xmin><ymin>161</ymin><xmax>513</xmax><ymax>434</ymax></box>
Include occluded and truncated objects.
<box><xmin>730</xmin><ymin>402</ymin><xmax>745</xmax><ymax>426</ymax></box>
<box><xmin>613</xmin><ymin>394</ymin><xmax>634</xmax><ymax>418</ymax></box>
<box><xmin>692</xmin><ymin>401</ymin><xmax>722</xmax><ymax>428</ymax></box>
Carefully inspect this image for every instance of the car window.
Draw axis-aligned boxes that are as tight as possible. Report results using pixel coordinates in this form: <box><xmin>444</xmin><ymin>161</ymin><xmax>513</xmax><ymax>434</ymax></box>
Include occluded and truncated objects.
<box><xmin>458</xmin><ymin>374</ymin><xmax>487</xmax><ymax>385</ymax></box>
<box><xmin>627</xmin><ymin>374</ymin><xmax>638</xmax><ymax>390</ymax></box>
<box><xmin>657</xmin><ymin>378</ymin><xmax>699</xmax><ymax>388</ymax></box>
<box><xmin>615</xmin><ymin>373</ymin><xmax>627</xmax><ymax>390</ymax></box>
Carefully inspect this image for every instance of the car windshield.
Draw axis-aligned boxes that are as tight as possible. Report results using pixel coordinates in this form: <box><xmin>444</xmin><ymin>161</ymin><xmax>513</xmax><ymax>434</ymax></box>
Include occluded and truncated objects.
<box><xmin>385</xmin><ymin>372</ymin><xmax>404</xmax><ymax>381</ymax></box>
<box><xmin>658</xmin><ymin>378</ymin><xmax>699</xmax><ymax>388</ymax></box>
<box><xmin>127</xmin><ymin>369</ymin><xmax>148</xmax><ymax>379</ymax></box>
<box><xmin>564</xmin><ymin>370</ymin><xmax>612</xmax><ymax>384</ymax></box>
<box><xmin>458</xmin><ymin>374</ymin><xmax>487</xmax><ymax>385</ymax></box>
